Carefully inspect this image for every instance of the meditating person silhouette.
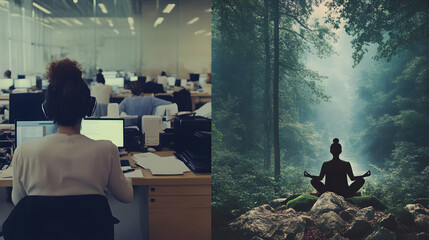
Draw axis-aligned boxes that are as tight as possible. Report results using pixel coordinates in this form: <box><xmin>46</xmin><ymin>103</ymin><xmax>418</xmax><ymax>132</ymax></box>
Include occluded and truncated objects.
<box><xmin>304</xmin><ymin>138</ymin><xmax>371</xmax><ymax>198</ymax></box>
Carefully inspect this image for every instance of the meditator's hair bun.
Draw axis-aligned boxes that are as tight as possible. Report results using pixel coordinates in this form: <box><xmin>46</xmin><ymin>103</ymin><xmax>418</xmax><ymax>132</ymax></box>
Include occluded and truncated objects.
<box><xmin>333</xmin><ymin>138</ymin><xmax>339</xmax><ymax>144</ymax></box>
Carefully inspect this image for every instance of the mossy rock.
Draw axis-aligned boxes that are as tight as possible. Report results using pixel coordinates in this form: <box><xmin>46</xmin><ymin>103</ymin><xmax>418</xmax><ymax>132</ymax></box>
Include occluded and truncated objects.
<box><xmin>346</xmin><ymin>196</ymin><xmax>387</xmax><ymax>211</ymax></box>
<box><xmin>285</xmin><ymin>194</ymin><xmax>318</xmax><ymax>212</ymax></box>
<box><xmin>386</xmin><ymin>207</ymin><xmax>414</xmax><ymax>226</ymax></box>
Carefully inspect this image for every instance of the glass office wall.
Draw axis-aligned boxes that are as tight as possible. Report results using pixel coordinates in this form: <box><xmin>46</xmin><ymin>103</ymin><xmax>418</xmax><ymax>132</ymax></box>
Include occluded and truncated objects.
<box><xmin>0</xmin><ymin>0</ymin><xmax>211</xmax><ymax>80</ymax></box>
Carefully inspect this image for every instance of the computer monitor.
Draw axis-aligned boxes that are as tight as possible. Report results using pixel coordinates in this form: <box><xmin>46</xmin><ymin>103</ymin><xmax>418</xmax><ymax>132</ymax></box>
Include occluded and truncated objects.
<box><xmin>103</xmin><ymin>71</ymin><xmax>117</xmax><ymax>78</ymax></box>
<box><xmin>17</xmin><ymin>75</ymin><xmax>26</xmax><ymax>79</ymax></box>
<box><xmin>167</xmin><ymin>77</ymin><xmax>176</xmax><ymax>86</ymax></box>
<box><xmin>81</xmin><ymin>118</ymin><xmax>124</xmax><ymax>148</ymax></box>
<box><xmin>14</xmin><ymin>79</ymin><xmax>32</xmax><ymax>89</ymax></box>
<box><xmin>15</xmin><ymin>120</ymin><xmax>57</xmax><ymax>147</ymax></box>
<box><xmin>9</xmin><ymin>92</ymin><xmax>46</xmax><ymax>123</ymax></box>
<box><xmin>130</xmin><ymin>76</ymin><xmax>138</xmax><ymax>81</ymax></box>
<box><xmin>199</xmin><ymin>75</ymin><xmax>208</xmax><ymax>86</ymax></box>
<box><xmin>105</xmin><ymin>78</ymin><xmax>124</xmax><ymax>91</ymax></box>
<box><xmin>189</xmin><ymin>73</ymin><xmax>200</xmax><ymax>82</ymax></box>
<box><xmin>15</xmin><ymin>119</ymin><xmax>125</xmax><ymax>148</ymax></box>
<box><xmin>0</xmin><ymin>79</ymin><xmax>13</xmax><ymax>90</ymax></box>
<box><xmin>42</xmin><ymin>79</ymin><xmax>49</xmax><ymax>89</ymax></box>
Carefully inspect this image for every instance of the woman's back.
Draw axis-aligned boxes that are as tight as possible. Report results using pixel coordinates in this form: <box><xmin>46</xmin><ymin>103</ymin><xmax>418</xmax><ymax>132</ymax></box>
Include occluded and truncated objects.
<box><xmin>12</xmin><ymin>133</ymin><xmax>132</xmax><ymax>204</ymax></box>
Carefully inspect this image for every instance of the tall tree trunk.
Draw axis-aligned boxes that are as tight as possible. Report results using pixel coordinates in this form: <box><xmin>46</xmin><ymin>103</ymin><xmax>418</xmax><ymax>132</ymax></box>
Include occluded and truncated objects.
<box><xmin>263</xmin><ymin>0</ymin><xmax>272</xmax><ymax>170</ymax></box>
<box><xmin>273</xmin><ymin>0</ymin><xmax>281</xmax><ymax>180</ymax></box>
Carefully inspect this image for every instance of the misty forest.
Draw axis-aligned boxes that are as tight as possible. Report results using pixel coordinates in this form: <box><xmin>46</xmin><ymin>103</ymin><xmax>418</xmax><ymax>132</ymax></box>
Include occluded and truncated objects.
<box><xmin>211</xmin><ymin>0</ymin><xmax>429</xmax><ymax>237</ymax></box>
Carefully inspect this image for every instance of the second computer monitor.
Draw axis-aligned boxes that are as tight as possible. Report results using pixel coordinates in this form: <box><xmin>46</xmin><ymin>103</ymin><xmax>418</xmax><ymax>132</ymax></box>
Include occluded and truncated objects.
<box><xmin>14</xmin><ymin>79</ymin><xmax>32</xmax><ymax>89</ymax></box>
<box><xmin>105</xmin><ymin>78</ymin><xmax>124</xmax><ymax>91</ymax></box>
<box><xmin>0</xmin><ymin>79</ymin><xmax>13</xmax><ymax>90</ymax></box>
<box><xmin>81</xmin><ymin>118</ymin><xmax>124</xmax><ymax>148</ymax></box>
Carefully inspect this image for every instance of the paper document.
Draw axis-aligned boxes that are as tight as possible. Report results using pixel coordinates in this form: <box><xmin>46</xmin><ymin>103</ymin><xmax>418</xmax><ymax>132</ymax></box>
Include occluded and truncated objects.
<box><xmin>125</xmin><ymin>170</ymin><xmax>144</xmax><ymax>178</ymax></box>
<box><xmin>1</xmin><ymin>166</ymin><xmax>12</xmax><ymax>178</ymax></box>
<box><xmin>132</xmin><ymin>154</ymin><xmax>190</xmax><ymax>175</ymax></box>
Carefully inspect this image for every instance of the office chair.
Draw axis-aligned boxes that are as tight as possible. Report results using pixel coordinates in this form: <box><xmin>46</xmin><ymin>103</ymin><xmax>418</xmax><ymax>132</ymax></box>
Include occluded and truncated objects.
<box><xmin>173</xmin><ymin>88</ymin><xmax>192</xmax><ymax>111</ymax></box>
<box><xmin>2</xmin><ymin>195</ymin><xmax>118</xmax><ymax>240</ymax></box>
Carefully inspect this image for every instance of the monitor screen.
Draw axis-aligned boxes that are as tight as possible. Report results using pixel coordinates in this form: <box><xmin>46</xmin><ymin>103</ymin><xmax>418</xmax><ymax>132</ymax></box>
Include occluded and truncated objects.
<box><xmin>17</xmin><ymin>75</ymin><xmax>26</xmax><ymax>79</ymax></box>
<box><xmin>130</xmin><ymin>76</ymin><xmax>138</xmax><ymax>81</ymax></box>
<box><xmin>81</xmin><ymin>119</ymin><xmax>124</xmax><ymax>148</ymax></box>
<box><xmin>9</xmin><ymin>92</ymin><xmax>46</xmax><ymax>123</ymax></box>
<box><xmin>14</xmin><ymin>79</ymin><xmax>32</xmax><ymax>89</ymax></box>
<box><xmin>167</xmin><ymin>77</ymin><xmax>176</xmax><ymax>86</ymax></box>
<box><xmin>15</xmin><ymin>120</ymin><xmax>57</xmax><ymax>147</ymax></box>
<box><xmin>0</xmin><ymin>79</ymin><xmax>13</xmax><ymax>90</ymax></box>
<box><xmin>189</xmin><ymin>73</ymin><xmax>200</xmax><ymax>82</ymax></box>
<box><xmin>42</xmin><ymin>79</ymin><xmax>49</xmax><ymax>89</ymax></box>
<box><xmin>105</xmin><ymin>78</ymin><xmax>124</xmax><ymax>88</ymax></box>
<box><xmin>16</xmin><ymin>119</ymin><xmax>125</xmax><ymax>148</ymax></box>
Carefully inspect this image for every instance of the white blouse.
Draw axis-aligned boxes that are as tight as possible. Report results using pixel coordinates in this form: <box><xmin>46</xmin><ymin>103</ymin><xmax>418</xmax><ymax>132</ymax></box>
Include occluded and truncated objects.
<box><xmin>12</xmin><ymin>133</ymin><xmax>133</xmax><ymax>205</ymax></box>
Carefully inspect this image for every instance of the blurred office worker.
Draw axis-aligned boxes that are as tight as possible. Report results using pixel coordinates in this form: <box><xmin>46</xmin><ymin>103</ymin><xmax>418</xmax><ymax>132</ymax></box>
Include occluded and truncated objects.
<box><xmin>119</xmin><ymin>81</ymin><xmax>171</xmax><ymax>125</ymax></box>
<box><xmin>12</xmin><ymin>59</ymin><xmax>133</xmax><ymax>205</ymax></box>
<box><xmin>4</xmin><ymin>70</ymin><xmax>11</xmax><ymax>79</ymax></box>
<box><xmin>158</xmin><ymin>71</ymin><xmax>168</xmax><ymax>91</ymax></box>
<box><xmin>91</xmin><ymin>72</ymin><xmax>113</xmax><ymax>104</ymax></box>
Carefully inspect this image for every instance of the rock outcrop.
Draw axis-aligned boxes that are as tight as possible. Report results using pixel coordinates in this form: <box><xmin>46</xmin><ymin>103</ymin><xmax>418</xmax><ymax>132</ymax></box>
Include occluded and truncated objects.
<box><xmin>229</xmin><ymin>192</ymin><xmax>429</xmax><ymax>240</ymax></box>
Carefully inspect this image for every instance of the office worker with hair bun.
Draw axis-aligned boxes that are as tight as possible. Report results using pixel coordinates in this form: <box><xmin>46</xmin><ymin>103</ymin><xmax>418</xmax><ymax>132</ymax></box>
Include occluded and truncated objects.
<box><xmin>11</xmin><ymin>59</ymin><xmax>133</xmax><ymax>205</ymax></box>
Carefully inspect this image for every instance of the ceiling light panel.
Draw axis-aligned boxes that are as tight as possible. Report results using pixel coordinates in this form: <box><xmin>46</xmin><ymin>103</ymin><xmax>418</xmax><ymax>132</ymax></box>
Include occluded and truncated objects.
<box><xmin>162</xmin><ymin>4</ymin><xmax>175</xmax><ymax>13</ymax></box>
<box><xmin>153</xmin><ymin>17</ymin><xmax>164</xmax><ymax>27</ymax></box>
<box><xmin>33</xmin><ymin>2</ymin><xmax>51</xmax><ymax>14</ymax></box>
<box><xmin>98</xmin><ymin>3</ymin><xmax>108</xmax><ymax>14</ymax></box>
<box><xmin>187</xmin><ymin>17</ymin><xmax>199</xmax><ymax>25</ymax></box>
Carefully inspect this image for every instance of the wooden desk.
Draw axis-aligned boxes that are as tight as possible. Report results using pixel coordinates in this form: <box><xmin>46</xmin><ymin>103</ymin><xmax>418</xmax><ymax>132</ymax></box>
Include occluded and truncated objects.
<box><xmin>0</xmin><ymin>151</ymin><xmax>212</xmax><ymax>240</ymax></box>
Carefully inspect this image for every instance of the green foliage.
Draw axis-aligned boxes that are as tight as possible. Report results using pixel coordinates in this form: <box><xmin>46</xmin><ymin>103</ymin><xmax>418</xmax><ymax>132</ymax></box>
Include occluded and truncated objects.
<box><xmin>346</xmin><ymin>196</ymin><xmax>387</xmax><ymax>211</ymax></box>
<box><xmin>285</xmin><ymin>194</ymin><xmax>318</xmax><ymax>212</ymax></box>
<box><xmin>386</xmin><ymin>207</ymin><xmax>415</xmax><ymax>226</ymax></box>
<box><xmin>326</xmin><ymin>0</ymin><xmax>429</xmax><ymax>66</ymax></box>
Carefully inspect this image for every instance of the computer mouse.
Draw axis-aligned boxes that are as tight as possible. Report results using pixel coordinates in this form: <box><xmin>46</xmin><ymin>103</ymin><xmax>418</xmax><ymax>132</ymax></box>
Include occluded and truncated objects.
<box><xmin>147</xmin><ymin>147</ymin><xmax>156</xmax><ymax>152</ymax></box>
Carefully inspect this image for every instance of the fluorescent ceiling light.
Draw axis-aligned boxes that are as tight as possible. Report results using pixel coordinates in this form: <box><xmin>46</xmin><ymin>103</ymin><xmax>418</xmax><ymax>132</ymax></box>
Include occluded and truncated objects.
<box><xmin>108</xmin><ymin>19</ymin><xmax>113</xmax><ymax>27</ymax></box>
<box><xmin>127</xmin><ymin>17</ymin><xmax>134</xmax><ymax>26</ymax></box>
<box><xmin>113</xmin><ymin>29</ymin><xmax>119</xmax><ymax>34</ymax></box>
<box><xmin>194</xmin><ymin>29</ymin><xmax>206</xmax><ymax>35</ymax></box>
<box><xmin>98</xmin><ymin>3</ymin><xmax>108</xmax><ymax>14</ymax></box>
<box><xmin>187</xmin><ymin>17</ymin><xmax>199</xmax><ymax>25</ymax></box>
<box><xmin>131</xmin><ymin>31</ymin><xmax>135</xmax><ymax>35</ymax></box>
<box><xmin>162</xmin><ymin>3</ymin><xmax>175</xmax><ymax>13</ymax></box>
<box><xmin>153</xmin><ymin>17</ymin><xmax>164</xmax><ymax>27</ymax></box>
<box><xmin>72</xmin><ymin>18</ymin><xmax>83</xmax><ymax>25</ymax></box>
<box><xmin>73</xmin><ymin>0</ymin><xmax>78</xmax><ymax>3</ymax></box>
<box><xmin>59</xmin><ymin>19</ymin><xmax>72</xmax><ymax>26</ymax></box>
<box><xmin>33</xmin><ymin>2</ymin><xmax>51</xmax><ymax>14</ymax></box>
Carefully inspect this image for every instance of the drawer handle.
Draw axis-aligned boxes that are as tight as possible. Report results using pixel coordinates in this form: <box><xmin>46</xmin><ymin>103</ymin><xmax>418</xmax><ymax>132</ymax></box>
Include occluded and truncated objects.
<box><xmin>150</xmin><ymin>198</ymin><xmax>156</xmax><ymax>203</ymax></box>
<box><xmin>150</xmin><ymin>187</ymin><xmax>156</xmax><ymax>192</ymax></box>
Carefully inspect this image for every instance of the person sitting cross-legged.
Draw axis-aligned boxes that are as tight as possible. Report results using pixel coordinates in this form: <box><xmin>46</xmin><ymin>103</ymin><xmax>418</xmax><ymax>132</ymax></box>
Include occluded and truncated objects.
<box><xmin>304</xmin><ymin>138</ymin><xmax>371</xmax><ymax>198</ymax></box>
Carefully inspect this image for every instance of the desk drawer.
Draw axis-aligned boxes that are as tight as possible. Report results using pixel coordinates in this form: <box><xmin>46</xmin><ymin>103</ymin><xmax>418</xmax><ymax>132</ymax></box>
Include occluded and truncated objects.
<box><xmin>148</xmin><ymin>185</ymin><xmax>211</xmax><ymax>196</ymax></box>
<box><xmin>149</xmin><ymin>195</ymin><xmax>211</xmax><ymax>208</ymax></box>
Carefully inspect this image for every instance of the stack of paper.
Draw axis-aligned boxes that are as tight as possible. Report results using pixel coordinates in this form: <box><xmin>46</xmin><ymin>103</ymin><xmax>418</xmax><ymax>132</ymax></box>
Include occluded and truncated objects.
<box><xmin>132</xmin><ymin>153</ymin><xmax>190</xmax><ymax>175</ymax></box>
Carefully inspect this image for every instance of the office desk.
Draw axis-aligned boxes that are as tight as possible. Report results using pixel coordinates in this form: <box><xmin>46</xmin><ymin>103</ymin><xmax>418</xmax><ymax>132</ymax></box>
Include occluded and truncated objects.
<box><xmin>0</xmin><ymin>151</ymin><xmax>211</xmax><ymax>240</ymax></box>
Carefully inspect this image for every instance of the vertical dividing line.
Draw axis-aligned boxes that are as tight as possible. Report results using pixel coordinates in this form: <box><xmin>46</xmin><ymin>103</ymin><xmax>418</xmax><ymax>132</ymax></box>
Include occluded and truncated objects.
<box><xmin>93</xmin><ymin>0</ymin><xmax>97</xmax><ymax>71</ymax></box>
<box><xmin>273</xmin><ymin>0</ymin><xmax>280</xmax><ymax>181</ymax></box>
<box><xmin>22</xmin><ymin>7</ymin><xmax>26</xmax><ymax>73</ymax></box>
<box><xmin>7</xmin><ymin>2</ymin><xmax>12</xmax><ymax>71</ymax></box>
<box><xmin>176</xmin><ymin>0</ymin><xmax>179</xmax><ymax>78</ymax></box>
